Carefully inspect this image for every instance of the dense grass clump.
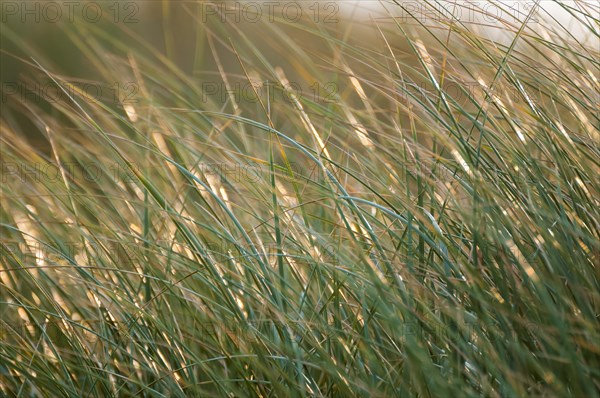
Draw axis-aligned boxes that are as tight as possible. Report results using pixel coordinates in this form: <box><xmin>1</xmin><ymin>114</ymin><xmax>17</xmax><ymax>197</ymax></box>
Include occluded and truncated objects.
<box><xmin>1</xmin><ymin>1</ymin><xmax>599</xmax><ymax>396</ymax></box>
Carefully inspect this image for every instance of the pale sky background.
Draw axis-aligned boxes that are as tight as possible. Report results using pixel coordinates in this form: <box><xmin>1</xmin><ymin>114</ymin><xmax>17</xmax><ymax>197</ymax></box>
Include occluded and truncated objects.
<box><xmin>337</xmin><ymin>1</ymin><xmax>598</xmax><ymax>44</ymax></box>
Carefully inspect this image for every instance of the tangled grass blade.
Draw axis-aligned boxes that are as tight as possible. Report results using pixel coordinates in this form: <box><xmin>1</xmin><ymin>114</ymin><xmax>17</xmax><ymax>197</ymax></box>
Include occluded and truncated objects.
<box><xmin>1</xmin><ymin>1</ymin><xmax>599</xmax><ymax>397</ymax></box>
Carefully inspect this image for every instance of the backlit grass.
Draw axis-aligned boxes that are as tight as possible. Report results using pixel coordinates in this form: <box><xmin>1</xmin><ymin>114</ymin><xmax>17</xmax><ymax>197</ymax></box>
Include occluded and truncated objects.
<box><xmin>1</xmin><ymin>1</ymin><xmax>599</xmax><ymax>396</ymax></box>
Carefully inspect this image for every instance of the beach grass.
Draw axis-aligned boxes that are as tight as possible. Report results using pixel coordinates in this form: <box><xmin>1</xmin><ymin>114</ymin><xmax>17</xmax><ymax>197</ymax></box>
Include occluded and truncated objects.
<box><xmin>1</xmin><ymin>1</ymin><xmax>599</xmax><ymax>396</ymax></box>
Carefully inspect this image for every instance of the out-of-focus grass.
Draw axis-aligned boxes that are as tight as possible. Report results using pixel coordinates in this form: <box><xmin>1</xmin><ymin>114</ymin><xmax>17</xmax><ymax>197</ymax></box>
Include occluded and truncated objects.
<box><xmin>1</xmin><ymin>1</ymin><xmax>599</xmax><ymax>397</ymax></box>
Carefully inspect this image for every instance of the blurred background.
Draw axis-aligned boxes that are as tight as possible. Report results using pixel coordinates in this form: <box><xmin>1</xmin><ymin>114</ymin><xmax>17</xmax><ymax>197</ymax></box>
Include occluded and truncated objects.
<box><xmin>1</xmin><ymin>0</ymin><xmax>597</xmax><ymax>148</ymax></box>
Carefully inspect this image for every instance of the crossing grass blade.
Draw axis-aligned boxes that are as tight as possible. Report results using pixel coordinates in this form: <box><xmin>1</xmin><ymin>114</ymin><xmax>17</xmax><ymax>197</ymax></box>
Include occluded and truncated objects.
<box><xmin>1</xmin><ymin>1</ymin><xmax>599</xmax><ymax>396</ymax></box>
